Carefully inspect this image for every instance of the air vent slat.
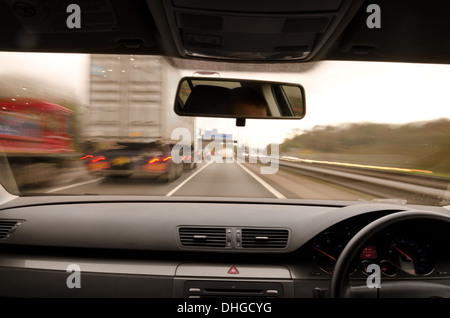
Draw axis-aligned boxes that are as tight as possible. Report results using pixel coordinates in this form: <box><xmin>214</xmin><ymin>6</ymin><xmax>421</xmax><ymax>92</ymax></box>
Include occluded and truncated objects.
<box><xmin>241</xmin><ymin>228</ymin><xmax>289</xmax><ymax>249</ymax></box>
<box><xmin>179</xmin><ymin>227</ymin><xmax>227</xmax><ymax>248</ymax></box>
<box><xmin>0</xmin><ymin>220</ymin><xmax>22</xmax><ymax>239</ymax></box>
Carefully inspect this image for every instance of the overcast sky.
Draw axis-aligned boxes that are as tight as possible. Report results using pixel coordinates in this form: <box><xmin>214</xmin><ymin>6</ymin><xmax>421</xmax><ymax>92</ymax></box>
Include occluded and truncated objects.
<box><xmin>1</xmin><ymin>52</ymin><xmax>449</xmax><ymax>146</ymax></box>
<box><xmin>192</xmin><ymin>60</ymin><xmax>450</xmax><ymax>146</ymax></box>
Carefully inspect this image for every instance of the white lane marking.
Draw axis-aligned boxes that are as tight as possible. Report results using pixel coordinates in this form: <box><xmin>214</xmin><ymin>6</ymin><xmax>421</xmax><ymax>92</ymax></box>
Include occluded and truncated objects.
<box><xmin>235</xmin><ymin>161</ymin><xmax>286</xmax><ymax>199</ymax></box>
<box><xmin>165</xmin><ymin>162</ymin><xmax>212</xmax><ymax>197</ymax></box>
<box><xmin>45</xmin><ymin>177</ymin><xmax>104</xmax><ymax>193</ymax></box>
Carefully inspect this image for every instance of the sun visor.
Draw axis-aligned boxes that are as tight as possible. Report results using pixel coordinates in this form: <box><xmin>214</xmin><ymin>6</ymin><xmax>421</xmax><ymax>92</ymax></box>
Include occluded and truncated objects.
<box><xmin>2</xmin><ymin>0</ymin><xmax>157</xmax><ymax>53</ymax></box>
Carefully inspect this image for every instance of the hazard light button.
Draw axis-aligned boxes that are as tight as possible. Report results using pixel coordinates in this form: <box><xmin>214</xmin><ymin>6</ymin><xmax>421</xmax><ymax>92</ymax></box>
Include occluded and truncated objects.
<box><xmin>227</xmin><ymin>265</ymin><xmax>239</xmax><ymax>274</ymax></box>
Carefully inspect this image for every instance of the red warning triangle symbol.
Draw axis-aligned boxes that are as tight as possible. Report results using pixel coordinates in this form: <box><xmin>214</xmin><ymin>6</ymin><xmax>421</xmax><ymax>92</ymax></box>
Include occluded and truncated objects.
<box><xmin>228</xmin><ymin>265</ymin><xmax>239</xmax><ymax>274</ymax></box>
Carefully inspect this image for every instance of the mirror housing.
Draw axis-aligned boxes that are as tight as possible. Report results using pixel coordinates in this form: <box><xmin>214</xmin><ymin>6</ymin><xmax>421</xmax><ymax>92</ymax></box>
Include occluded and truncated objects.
<box><xmin>174</xmin><ymin>77</ymin><xmax>306</xmax><ymax>121</ymax></box>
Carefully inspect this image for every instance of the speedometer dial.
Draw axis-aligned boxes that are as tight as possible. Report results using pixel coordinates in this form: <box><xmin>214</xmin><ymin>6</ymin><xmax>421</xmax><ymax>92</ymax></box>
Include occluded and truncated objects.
<box><xmin>312</xmin><ymin>235</ymin><xmax>345</xmax><ymax>274</ymax></box>
<box><xmin>387</xmin><ymin>236</ymin><xmax>434</xmax><ymax>275</ymax></box>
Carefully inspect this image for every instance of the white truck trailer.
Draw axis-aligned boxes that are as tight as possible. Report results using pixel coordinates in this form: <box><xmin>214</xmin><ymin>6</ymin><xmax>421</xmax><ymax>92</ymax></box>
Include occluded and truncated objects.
<box><xmin>81</xmin><ymin>54</ymin><xmax>196</xmax><ymax>182</ymax></box>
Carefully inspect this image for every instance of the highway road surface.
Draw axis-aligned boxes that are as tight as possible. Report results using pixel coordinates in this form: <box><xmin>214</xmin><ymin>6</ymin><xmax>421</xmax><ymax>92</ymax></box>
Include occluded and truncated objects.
<box><xmin>22</xmin><ymin>160</ymin><xmax>379</xmax><ymax>202</ymax></box>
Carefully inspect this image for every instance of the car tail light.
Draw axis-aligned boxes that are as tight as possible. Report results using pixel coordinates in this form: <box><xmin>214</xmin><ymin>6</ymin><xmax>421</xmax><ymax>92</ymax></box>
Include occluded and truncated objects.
<box><xmin>91</xmin><ymin>156</ymin><xmax>106</xmax><ymax>163</ymax></box>
<box><xmin>87</xmin><ymin>155</ymin><xmax>110</xmax><ymax>171</ymax></box>
<box><xmin>148</xmin><ymin>158</ymin><xmax>160</xmax><ymax>164</ymax></box>
<box><xmin>148</xmin><ymin>156</ymin><xmax>171</xmax><ymax>164</ymax></box>
<box><xmin>143</xmin><ymin>156</ymin><xmax>169</xmax><ymax>172</ymax></box>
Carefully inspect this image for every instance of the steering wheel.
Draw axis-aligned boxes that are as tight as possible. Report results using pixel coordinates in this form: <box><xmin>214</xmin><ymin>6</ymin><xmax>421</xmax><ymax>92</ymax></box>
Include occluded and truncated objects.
<box><xmin>329</xmin><ymin>211</ymin><xmax>450</xmax><ymax>298</ymax></box>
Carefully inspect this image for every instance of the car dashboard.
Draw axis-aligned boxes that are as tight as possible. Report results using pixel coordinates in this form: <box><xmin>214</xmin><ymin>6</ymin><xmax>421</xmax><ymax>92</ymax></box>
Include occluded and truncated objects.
<box><xmin>0</xmin><ymin>196</ymin><xmax>450</xmax><ymax>298</ymax></box>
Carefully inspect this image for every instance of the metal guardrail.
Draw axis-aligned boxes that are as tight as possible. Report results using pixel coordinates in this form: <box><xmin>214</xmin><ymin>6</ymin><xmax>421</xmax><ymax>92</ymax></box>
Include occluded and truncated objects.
<box><xmin>277</xmin><ymin>158</ymin><xmax>450</xmax><ymax>204</ymax></box>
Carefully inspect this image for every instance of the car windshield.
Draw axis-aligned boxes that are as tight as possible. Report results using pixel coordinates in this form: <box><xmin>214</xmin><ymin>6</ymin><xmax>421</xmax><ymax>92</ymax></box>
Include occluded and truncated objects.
<box><xmin>0</xmin><ymin>52</ymin><xmax>449</xmax><ymax>206</ymax></box>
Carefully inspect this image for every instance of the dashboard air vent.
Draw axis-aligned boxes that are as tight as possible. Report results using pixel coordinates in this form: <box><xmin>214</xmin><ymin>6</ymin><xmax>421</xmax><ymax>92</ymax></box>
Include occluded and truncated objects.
<box><xmin>241</xmin><ymin>228</ymin><xmax>289</xmax><ymax>249</ymax></box>
<box><xmin>179</xmin><ymin>227</ymin><xmax>227</xmax><ymax>248</ymax></box>
<box><xmin>0</xmin><ymin>220</ymin><xmax>22</xmax><ymax>239</ymax></box>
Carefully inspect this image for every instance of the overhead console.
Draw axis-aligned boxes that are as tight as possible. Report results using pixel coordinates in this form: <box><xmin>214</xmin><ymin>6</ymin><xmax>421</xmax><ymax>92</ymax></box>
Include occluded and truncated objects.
<box><xmin>156</xmin><ymin>0</ymin><xmax>364</xmax><ymax>61</ymax></box>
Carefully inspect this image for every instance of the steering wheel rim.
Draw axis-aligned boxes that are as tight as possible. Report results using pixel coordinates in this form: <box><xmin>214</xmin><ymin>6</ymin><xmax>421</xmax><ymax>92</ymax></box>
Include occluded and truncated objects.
<box><xmin>329</xmin><ymin>210</ymin><xmax>450</xmax><ymax>298</ymax></box>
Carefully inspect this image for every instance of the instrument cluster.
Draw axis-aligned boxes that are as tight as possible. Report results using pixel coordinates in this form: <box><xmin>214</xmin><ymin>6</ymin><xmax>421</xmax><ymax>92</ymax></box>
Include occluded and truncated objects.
<box><xmin>310</xmin><ymin>217</ymin><xmax>447</xmax><ymax>278</ymax></box>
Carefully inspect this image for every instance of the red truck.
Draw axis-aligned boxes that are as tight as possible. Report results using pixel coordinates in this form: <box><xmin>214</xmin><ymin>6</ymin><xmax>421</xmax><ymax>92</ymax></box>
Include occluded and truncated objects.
<box><xmin>0</xmin><ymin>98</ymin><xmax>76</xmax><ymax>187</ymax></box>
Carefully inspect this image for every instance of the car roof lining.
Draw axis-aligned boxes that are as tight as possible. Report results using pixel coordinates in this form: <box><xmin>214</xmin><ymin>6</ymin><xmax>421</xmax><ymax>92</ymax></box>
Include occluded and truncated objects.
<box><xmin>0</xmin><ymin>0</ymin><xmax>448</xmax><ymax>64</ymax></box>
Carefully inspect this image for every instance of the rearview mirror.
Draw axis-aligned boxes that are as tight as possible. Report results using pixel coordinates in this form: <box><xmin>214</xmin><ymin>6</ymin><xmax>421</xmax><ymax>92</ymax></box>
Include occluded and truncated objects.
<box><xmin>174</xmin><ymin>77</ymin><xmax>305</xmax><ymax>121</ymax></box>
